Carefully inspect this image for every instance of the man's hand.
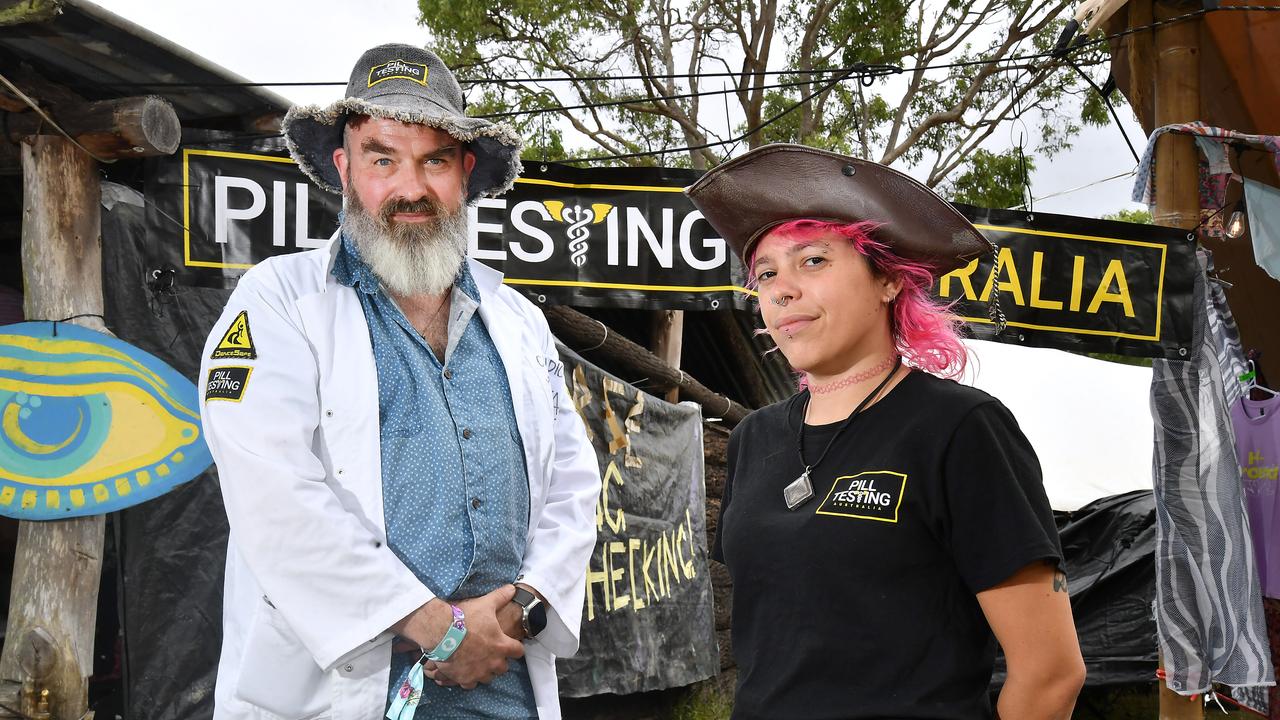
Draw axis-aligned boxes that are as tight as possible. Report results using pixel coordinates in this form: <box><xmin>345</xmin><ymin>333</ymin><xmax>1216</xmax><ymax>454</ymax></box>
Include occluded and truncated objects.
<box><xmin>423</xmin><ymin>584</ymin><xmax>525</xmax><ymax>689</ymax></box>
<box><xmin>495</xmin><ymin>583</ymin><xmax>547</xmax><ymax>641</ymax></box>
<box><xmin>496</xmin><ymin>595</ymin><xmax>524</xmax><ymax>642</ymax></box>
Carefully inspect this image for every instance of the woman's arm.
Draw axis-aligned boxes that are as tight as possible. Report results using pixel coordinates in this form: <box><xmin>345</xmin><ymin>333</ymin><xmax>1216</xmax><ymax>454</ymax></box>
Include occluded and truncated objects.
<box><xmin>977</xmin><ymin>560</ymin><xmax>1086</xmax><ymax>720</ymax></box>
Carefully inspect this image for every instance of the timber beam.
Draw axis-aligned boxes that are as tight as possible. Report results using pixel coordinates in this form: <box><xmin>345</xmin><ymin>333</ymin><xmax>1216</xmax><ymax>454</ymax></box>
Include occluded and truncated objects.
<box><xmin>3</xmin><ymin>95</ymin><xmax>180</xmax><ymax>159</ymax></box>
<box><xmin>545</xmin><ymin>305</ymin><xmax>751</xmax><ymax>426</ymax></box>
<box><xmin>0</xmin><ymin>64</ymin><xmax>181</xmax><ymax>165</ymax></box>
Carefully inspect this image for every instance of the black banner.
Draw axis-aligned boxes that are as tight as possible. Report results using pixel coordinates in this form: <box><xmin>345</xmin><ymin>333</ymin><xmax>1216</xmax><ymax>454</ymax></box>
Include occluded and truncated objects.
<box><xmin>144</xmin><ymin>138</ymin><xmax>342</xmax><ymax>284</ymax></box>
<box><xmin>144</xmin><ymin>139</ymin><xmax>749</xmax><ymax>311</ymax></box>
<box><xmin>556</xmin><ymin>347</ymin><xmax>719</xmax><ymax>696</ymax></box>
<box><xmin>475</xmin><ymin>164</ymin><xmax>748</xmax><ymax>311</ymax></box>
<box><xmin>144</xmin><ymin>140</ymin><xmax>1196</xmax><ymax>358</ymax></box>
<box><xmin>947</xmin><ymin>205</ymin><xmax>1197</xmax><ymax>360</ymax></box>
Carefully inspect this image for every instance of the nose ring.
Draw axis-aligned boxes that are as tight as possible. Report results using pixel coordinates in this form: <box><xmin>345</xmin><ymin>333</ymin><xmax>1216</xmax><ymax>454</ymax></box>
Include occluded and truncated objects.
<box><xmin>772</xmin><ymin>295</ymin><xmax>789</xmax><ymax>307</ymax></box>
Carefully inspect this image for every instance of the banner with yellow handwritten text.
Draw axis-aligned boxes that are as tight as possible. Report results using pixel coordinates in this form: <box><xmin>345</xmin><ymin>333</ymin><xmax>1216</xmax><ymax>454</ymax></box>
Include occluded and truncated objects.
<box><xmin>553</xmin><ymin>347</ymin><xmax>718</xmax><ymax>696</ymax></box>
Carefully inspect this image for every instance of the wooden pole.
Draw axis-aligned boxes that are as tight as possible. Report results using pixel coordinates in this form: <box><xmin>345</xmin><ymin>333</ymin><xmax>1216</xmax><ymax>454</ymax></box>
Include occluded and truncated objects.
<box><xmin>545</xmin><ymin>306</ymin><xmax>750</xmax><ymax>426</ymax></box>
<box><xmin>0</xmin><ymin>135</ymin><xmax>108</xmax><ymax>720</ymax></box>
<box><xmin>1152</xmin><ymin>1</ymin><xmax>1201</xmax><ymax>230</ymax></box>
<box><xmin>650</xmin><ymin>310</ymin><xmax>684</xmax><ymax>403</ymax></box>
<box><xmin>1126</xmin><ymin>0</ymin><xmax>1156</xmax><ymax>131</ymax></box>
<box><xmin>1152</xmin><ymin>2</ymin><xmax>1203</xmax><ymax>719</ymax></box>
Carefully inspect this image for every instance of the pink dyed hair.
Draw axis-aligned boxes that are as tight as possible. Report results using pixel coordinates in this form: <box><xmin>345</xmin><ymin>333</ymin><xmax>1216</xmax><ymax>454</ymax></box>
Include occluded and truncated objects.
<box><xmin>747</xmin><ymin>219</ymin><xmax>968</xmax><ymax>379</ymax></box>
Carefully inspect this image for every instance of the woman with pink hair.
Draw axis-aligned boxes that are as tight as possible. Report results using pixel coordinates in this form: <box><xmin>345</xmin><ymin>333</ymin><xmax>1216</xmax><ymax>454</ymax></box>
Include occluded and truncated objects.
<box><xmin>686</xmin><ymin>145</ymin><xmax>1084</xmax><ymax>720</ymax></box>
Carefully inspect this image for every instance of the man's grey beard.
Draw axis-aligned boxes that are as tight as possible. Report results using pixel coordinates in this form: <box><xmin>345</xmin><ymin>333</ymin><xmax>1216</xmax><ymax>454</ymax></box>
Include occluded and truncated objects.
<box><xmin>341</xmin><ymin>186</ymin><xmax>470</xmax><ymax>297</ymax></box>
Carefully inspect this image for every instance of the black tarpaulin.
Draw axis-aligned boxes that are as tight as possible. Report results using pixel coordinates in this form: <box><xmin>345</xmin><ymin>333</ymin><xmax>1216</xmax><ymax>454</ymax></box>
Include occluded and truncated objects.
<box><xmin>993</xmin><ymin>489</ymin><xmax>1158</xmax><ymax>688</ymax></box>
<box><xmin>102</xmin><ymin>183</ymin><xmax>230</xmax><ymax>720</ymax></box>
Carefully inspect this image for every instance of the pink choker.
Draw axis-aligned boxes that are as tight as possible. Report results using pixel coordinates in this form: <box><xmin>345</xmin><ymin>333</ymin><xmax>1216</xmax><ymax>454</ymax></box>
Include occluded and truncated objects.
<box><xmin>808</xmin><ymin>355</ymin><xmax>899</xmax><ymax>395</ymax></box>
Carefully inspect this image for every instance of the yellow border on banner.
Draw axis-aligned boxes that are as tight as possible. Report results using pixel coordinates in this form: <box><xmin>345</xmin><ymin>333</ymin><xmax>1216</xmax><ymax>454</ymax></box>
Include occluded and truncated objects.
<box><xmin>963</xmin><ymin>222</ymin><xmax>1169</xmax><ymax>342</ymax></box>
<box><xmin>179</xmin><ymin>157</ymin><xmax>1169</xmax><ymax>338</ymax></box>
<box><xmin>183</xmin><ymin>149</ymin><xmax>296</xmax><ymax>270</ymax></box>
<box><xmin>514</xmin><ymin>177</ymin><xmax>687</xmax><ymax>193</ymax></box>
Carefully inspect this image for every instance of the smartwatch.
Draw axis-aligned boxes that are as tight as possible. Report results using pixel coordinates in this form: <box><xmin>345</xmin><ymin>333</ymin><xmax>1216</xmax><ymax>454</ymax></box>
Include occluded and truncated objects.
<box><xmin>512</xmin><ymin>586</ymin><xmax>547</xmax><ymax>638</ymax></box>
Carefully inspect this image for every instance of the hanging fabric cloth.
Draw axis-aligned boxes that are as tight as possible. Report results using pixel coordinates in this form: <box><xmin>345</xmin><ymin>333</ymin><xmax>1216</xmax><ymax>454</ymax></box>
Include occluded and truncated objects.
<box><xmin>1203</xmin><ymin>250</ymin><xmax>1250</xmax><ymax>408</ymax></box>
<box><xmin>1243</xmin><ymin>177</ymin><xmax>1280</xmax><ymax>281</ymax></box>
<box><xmin>1150</xmin><ymin>250</ymin><xmax>1275</xmax><ymax>694</ymax></box>
<box><xmin>1133</xmin><ymin>122</ymin><xmax>1280</xmax><ymax>239</ymax></box>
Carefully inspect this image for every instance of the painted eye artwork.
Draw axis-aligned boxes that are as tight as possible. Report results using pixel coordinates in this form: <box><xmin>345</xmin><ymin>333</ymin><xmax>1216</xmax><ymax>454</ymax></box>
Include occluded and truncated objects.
<box><xmin>0</xmin><ymin>321</ymin><xmax>213</xmax><ymax>520</ymax></box>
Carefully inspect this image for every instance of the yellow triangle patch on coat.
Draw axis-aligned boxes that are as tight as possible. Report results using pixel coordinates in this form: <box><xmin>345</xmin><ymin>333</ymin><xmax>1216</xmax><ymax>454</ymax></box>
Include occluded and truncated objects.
<box><xmin>211</xmin><ymin>311</ymin><xmax>256</xmax><ymax>360</ymax></box>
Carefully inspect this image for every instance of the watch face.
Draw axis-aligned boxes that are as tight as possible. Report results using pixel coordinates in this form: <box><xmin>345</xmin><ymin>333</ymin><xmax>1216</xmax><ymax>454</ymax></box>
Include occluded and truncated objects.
<box><xmin>527</xmin><ymin>601</ymin><xmax>548</xmax><ymax>636</ymax></box>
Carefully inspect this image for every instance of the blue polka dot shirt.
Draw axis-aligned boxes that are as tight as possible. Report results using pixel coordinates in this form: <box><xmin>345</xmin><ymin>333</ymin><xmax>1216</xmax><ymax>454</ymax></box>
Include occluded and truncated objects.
<box><xmin>333</xmin><ymin>233</ymin><xmax>537</xmax><ymax>719</ymax></box>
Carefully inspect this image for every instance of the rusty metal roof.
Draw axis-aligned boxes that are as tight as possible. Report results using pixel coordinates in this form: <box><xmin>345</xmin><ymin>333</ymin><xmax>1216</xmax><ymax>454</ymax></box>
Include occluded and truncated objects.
<box><xmin>0</xmin><ymin>0</ymin><xmax>289</xmax><ymax>124</ymax></box>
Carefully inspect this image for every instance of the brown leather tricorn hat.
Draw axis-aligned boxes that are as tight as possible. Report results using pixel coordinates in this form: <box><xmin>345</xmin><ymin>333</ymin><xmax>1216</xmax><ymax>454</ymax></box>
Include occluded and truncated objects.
<box><xmin>684</xmin><ymin>143</ymin><xmax>993</xmax><ymax>274</ymax></box>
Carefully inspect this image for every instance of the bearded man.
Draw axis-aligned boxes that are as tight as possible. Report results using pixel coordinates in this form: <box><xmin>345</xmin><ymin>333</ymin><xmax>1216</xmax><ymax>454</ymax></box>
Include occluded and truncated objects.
<box><xmin>199</xmin><ymin>44</ymin><xmax>601</xmax><ymax>720</ymax></box>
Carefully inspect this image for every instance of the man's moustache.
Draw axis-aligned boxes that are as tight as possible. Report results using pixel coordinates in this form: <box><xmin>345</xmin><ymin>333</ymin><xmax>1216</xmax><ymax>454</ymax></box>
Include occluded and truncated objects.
<box><xmin>380</xmin><ymin>197</ymin><xmax>443</xmax><ymax>223</ymax></box>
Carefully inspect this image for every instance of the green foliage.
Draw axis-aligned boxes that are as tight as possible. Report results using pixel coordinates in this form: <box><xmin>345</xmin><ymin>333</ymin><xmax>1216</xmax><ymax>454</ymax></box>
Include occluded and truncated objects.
<box><xmin>670</xmin><ymin>679</ymin><xmax>734</xmax><ymax>720</ymax></box>
<box><xmin>418</xmin><ymin>0</ymin><xmax>1111</xmax><ymax>181</ymax></box>
<box><xmin>945</xmin><ymin>149</ymin><xmax>1035</xmax><ymax>209</ymax></box>
<box><xmin>1101</xmin><ymin>208</ymin><xmax>1153</xmax><ymax>224</ymax></box>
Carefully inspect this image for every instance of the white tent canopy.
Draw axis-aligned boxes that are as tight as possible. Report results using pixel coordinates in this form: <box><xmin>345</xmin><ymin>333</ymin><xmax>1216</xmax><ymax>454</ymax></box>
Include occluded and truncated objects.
<box><xmin>959</xmin><ymin>339</ymin><xmax>1154</xmax><ymax>512</ymax></box>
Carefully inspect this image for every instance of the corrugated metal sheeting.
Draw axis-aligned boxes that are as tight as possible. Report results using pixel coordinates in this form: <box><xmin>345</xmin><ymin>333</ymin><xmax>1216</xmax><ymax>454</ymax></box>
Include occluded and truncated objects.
<box><xmin>0</xmin><ymin>0</ymin><xmax>288</xmax><ymax>123</ymax></box>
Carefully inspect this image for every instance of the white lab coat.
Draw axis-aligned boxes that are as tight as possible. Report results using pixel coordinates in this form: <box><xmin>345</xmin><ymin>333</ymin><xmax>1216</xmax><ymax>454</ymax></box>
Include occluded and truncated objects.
<box><xmin>200</xmin><ymin>234</ymin><xmax>602</xmax><ymax>720</ymax></box>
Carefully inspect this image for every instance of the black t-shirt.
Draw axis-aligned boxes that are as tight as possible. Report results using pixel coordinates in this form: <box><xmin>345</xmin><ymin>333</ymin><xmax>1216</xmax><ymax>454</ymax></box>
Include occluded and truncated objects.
<box><xmin>713</xmin><ymin>370</ymin><xmax>1062</xmax><ymax>720</ymax></box>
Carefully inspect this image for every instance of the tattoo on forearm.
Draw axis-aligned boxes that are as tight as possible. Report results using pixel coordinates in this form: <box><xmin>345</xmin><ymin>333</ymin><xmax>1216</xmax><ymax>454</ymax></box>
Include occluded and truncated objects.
<box><xmin>1052</xmin><ymin>569</ymin><xmax>1068</xmax><ymax>593</ymax></box>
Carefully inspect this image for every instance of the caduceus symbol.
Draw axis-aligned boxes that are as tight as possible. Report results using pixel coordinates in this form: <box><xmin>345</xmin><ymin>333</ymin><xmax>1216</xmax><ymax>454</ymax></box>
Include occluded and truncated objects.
<box><xmin>543</xmin><ymin>201</ymin><xmax>614</xmax><ymax>268</ymax></box>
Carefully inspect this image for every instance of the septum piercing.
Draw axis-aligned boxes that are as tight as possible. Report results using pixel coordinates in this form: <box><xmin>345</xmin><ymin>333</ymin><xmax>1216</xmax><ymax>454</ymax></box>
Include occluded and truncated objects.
<box><xmin>772</xmin><ymin>296</ymin><xmax>789</xmax><ymax>307</ymax></box>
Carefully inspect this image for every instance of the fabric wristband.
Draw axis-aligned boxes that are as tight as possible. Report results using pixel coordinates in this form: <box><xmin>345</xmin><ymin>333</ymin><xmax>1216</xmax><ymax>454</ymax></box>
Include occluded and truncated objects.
<box><xmin>425</xmin><ymin>604</ymin><xmax>467</xmax><ymax>662</ymax></box>
<box><xmin>385</xmin><ymin>604</ymin><xmax>467</xmax><ymax>720</ymax></box>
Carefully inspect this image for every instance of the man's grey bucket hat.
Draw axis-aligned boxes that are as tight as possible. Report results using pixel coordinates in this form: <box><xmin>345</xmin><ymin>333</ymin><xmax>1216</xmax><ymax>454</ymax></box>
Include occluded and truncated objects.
<box><xmin>282</xmin><ymin>44</ymin><xmax>522</xmax><ymax>202</ymax></box>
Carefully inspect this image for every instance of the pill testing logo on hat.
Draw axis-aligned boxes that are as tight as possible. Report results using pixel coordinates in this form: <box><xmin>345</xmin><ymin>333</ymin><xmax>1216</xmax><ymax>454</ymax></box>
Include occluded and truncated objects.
<box><xmin>368</xmin><ymin>59</ymin><xmax>428</xmax><ymax>88</ymax></box>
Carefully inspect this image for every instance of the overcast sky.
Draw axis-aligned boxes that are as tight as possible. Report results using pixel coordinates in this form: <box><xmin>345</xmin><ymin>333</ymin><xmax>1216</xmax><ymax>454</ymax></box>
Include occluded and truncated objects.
<box><xmin>92</xmin><ymin>0</ymin><xmax>1150</xmax><ymax>219</ymax></box>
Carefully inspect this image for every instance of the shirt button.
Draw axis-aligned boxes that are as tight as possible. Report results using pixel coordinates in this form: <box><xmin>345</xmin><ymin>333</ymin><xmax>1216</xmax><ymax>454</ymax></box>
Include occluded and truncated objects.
<box><xmin>443</xmin><ymin>369</ymin><xmax>453</xmax><ymax>380</ymax></box>
<box><xmin>472</xmin><ymin>497</ymin><xmax>482</xmax><ymax>509</ymax></box>
<box><xmin>344</xmin><ymin>664</ymin><xmax>354</xmax><ymax>673</ymax></box>
<box><xmin>462</xmin><ymin>428</ymin><xmax>472</xmax><ymax>439</ymax></box>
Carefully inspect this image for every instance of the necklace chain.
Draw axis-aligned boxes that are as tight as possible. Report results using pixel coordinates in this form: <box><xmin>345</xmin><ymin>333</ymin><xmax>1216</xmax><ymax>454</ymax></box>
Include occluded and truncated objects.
<box><xmin>796</xmin><ymin>356</ymin><xmax>902</xmax><ymax>475</ymax></box>
<box><xmin>808</xmin><ymin>355</ymin><xmax>900</xmax><ymax>395</ymax></box>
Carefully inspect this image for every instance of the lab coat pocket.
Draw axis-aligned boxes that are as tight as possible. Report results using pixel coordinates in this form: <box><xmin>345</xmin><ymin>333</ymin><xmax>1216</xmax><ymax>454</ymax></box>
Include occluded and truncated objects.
<box><xmin>234</xmin><ymin>601</ymin><xmax>330</xmax><ymax>720</ymax></box>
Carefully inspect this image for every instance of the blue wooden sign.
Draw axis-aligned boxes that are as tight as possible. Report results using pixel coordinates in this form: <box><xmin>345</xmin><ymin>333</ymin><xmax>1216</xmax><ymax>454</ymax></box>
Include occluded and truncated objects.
<box><xmin>0</xmin><ymin>322</ymin><xmax>212</xmax><ymax>520</ymax></box>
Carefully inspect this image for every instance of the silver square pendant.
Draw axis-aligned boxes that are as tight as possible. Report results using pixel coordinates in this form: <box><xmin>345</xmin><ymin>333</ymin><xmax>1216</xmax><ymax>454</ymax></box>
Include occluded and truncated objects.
<box><xmin>783</xmin><ymin>471</ymin><xmax>814</xmax><ymax>510</ymax></box>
